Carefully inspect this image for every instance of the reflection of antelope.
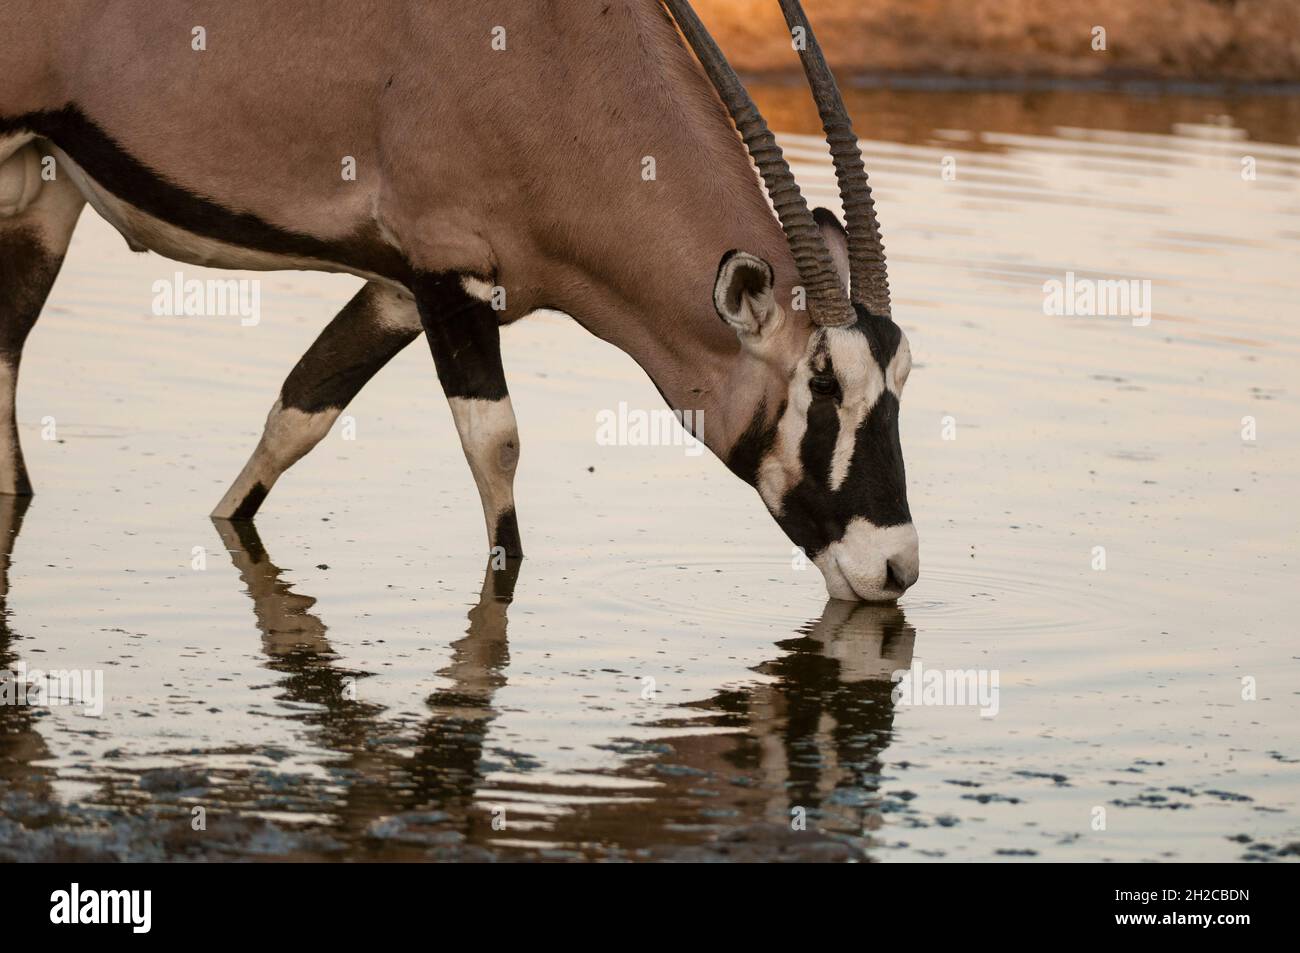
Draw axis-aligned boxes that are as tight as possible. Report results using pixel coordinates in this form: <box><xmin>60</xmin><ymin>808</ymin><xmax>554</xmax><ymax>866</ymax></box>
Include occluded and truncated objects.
<box><xmin>528</xmin><ymin>601</ymin><xmax>916</xmax><ymax>855</ymax></box>
<box><xmin>743</xmin><ymin>601</ymin><xmax>915</xmax><ymax>827</ymax></box>
<box><xmin>1</xmin><ymin>1</ymin><xmax>917</xmax><ymax>601</ymax></box>
<box><xmin>215</xmin><ymin>518</ymin><xmax>520</xmax><ymax>838</ymax></box>
<box><xmin>215</xmin><ymin>529</ymin><xmax>916</xmax><ymax>855</ymax></box>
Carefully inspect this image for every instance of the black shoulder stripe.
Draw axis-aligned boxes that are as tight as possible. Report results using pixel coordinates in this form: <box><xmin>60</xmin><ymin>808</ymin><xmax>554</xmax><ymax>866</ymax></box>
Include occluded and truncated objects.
<box><xmin>0</xmin><ymin>107</ymin><xmax>411</xmax><ymax>285</ymax></box>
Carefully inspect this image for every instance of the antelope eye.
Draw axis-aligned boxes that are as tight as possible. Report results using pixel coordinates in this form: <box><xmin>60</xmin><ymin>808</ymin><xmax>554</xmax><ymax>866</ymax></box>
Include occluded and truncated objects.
<box><xmin>810</xmin><ymin>375</ymin><xmax>839</xmax><ymax>397</ymax></box>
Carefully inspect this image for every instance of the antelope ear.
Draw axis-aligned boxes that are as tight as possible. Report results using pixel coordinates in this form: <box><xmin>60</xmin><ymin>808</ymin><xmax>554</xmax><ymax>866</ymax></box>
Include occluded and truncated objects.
<box><xmin>714</xmin><ymin>250</ymin><xmax>779</xmax><ymax>338</ymax></box>
<box><xmin>813</xmin><ymin>207</ymin><xmax>850</xmax><ymax>296</ymax></box>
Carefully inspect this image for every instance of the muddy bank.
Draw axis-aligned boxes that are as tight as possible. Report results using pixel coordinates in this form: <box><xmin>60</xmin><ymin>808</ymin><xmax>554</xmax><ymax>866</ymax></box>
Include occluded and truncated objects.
<box><xmin>0</xmin><ymin>794</ymin><xmax>870</xmax><ymax>862</ymax></box>
<box><xmin>702</xmin><ymin>0</ymin><xmax>1300</xmax><ymax>83</ymax></box>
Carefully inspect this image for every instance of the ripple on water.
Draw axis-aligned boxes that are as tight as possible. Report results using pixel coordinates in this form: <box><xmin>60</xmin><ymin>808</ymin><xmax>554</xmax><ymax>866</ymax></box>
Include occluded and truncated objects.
<box><xmin>571</xmin><ymin>554</ymin><xmax>828</xmax><ymax>633</ymax></box>
<box><xmin>891</xmin><ymin>558</ymin><xmax>1151</xmax><ymax>639</ymax></box>
<box><xmin>569</xmin><ymin>539</ymin><xmax>1156</xmax><ymax>643</ymax></box>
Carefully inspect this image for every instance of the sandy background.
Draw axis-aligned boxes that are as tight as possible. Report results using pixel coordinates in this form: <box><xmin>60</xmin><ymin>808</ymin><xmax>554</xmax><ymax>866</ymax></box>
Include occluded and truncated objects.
<box><xmin>701</xmin><ymin>0</ymin><xmax>1300</xmax><ymax>82</ymax></box>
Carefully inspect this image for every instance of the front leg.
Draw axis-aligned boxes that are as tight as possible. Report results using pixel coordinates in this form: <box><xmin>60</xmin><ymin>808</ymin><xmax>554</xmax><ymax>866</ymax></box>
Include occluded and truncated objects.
<box><xmin>212</xmin><ymin>281</ymin><xmax>420</xmax><ymax>520</ymax></box>
<box><xmin>413</xmin><ymin>273</ymin><xmax>522</xmax><ymax>559</ymax></box>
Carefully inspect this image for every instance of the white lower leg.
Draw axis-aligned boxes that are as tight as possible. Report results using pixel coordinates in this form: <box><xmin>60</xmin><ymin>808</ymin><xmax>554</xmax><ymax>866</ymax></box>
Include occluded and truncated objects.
<box><xmin>447</xmin><ymin>395</ymin><xmax>520</xmax><ymax>549</ymax></box>
<box><xmin>212</xmin><ymin>399</ymin><xmax>340</xmax><ymax>518</ymax></box>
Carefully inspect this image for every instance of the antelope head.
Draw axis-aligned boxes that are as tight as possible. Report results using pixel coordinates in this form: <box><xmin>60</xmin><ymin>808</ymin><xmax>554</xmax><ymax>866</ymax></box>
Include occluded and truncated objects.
<box><xmin>668</xmin><ymin>0</ymin><xmax>918</xmax><ymax>602</ymax></box>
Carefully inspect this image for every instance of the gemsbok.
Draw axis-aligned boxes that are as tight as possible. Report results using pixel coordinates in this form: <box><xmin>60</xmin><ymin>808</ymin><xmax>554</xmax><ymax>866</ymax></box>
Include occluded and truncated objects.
<box><xmin>0</xmin><ymin>0</ymin><xmax>918</xmax><ymax>602</ymax></box>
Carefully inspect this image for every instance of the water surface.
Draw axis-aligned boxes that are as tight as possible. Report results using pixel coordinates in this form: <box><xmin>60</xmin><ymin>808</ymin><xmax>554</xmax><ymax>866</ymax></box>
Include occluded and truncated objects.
<box><xmin>2</xmin><ymin>87</ymin><xmax>1296</xmax><ymax>861</ymax></box>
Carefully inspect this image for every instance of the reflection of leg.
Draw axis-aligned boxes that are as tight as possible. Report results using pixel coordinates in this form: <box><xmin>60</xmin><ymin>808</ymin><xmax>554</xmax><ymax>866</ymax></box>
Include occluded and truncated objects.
<box><xmin>433</xmin><ymin>558</ymin><xmax>521</xmax><ymax>717</ymax></box>
<box><xmin>211</xmin><ymin>517</ymin><xmax>407</xmax><ymax>836</ymax></box>
<box><xmin>0</xmin><ymin>494</ymin><xmax>31</xmax><ymax>608</ymax></box>
<box><xmin>211</xmin><ymin>517</ymin><xmax>330</xmax><ymax>656</ymax></box>
<box><xmin>0</xmin><ymin>494</ymin><xmax>52</xmax><ymax>799</ymax></box>
<box><xmin>407</xmin><ymin>558</ymin><xmax>522</xmax><ymax>810</ymax></box>
<box><xmin>212</xmin><ymin>282</ymin><xmax>420</xmax><ymax>519</ymax></box>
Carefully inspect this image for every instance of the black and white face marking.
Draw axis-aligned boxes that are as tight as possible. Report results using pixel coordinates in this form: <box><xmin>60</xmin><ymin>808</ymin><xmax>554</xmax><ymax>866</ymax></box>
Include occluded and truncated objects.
<box><xmin>758</xmin><ymin>309</ymin><xmax>918</xmax><ymax>602</ymax></box>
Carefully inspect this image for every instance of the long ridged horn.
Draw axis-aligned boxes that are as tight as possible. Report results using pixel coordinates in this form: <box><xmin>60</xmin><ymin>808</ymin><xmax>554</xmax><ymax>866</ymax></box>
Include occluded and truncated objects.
<box><xmin>662</xmin><ymin>0</ymin><xmax>855</xmax><ymax>328</ymax></box>
<box><xmin>778</xmin><ymin>0</ymin><xmax>891</xmax><ymax>319</ymax></box>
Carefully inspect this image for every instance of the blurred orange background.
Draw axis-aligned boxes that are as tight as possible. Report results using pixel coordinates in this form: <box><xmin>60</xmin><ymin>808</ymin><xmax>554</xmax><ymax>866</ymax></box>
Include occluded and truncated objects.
<box><xmin>698</xmin><ymin>0</ymin><xmax>1300</xmax><ymax>82</ymax></box>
